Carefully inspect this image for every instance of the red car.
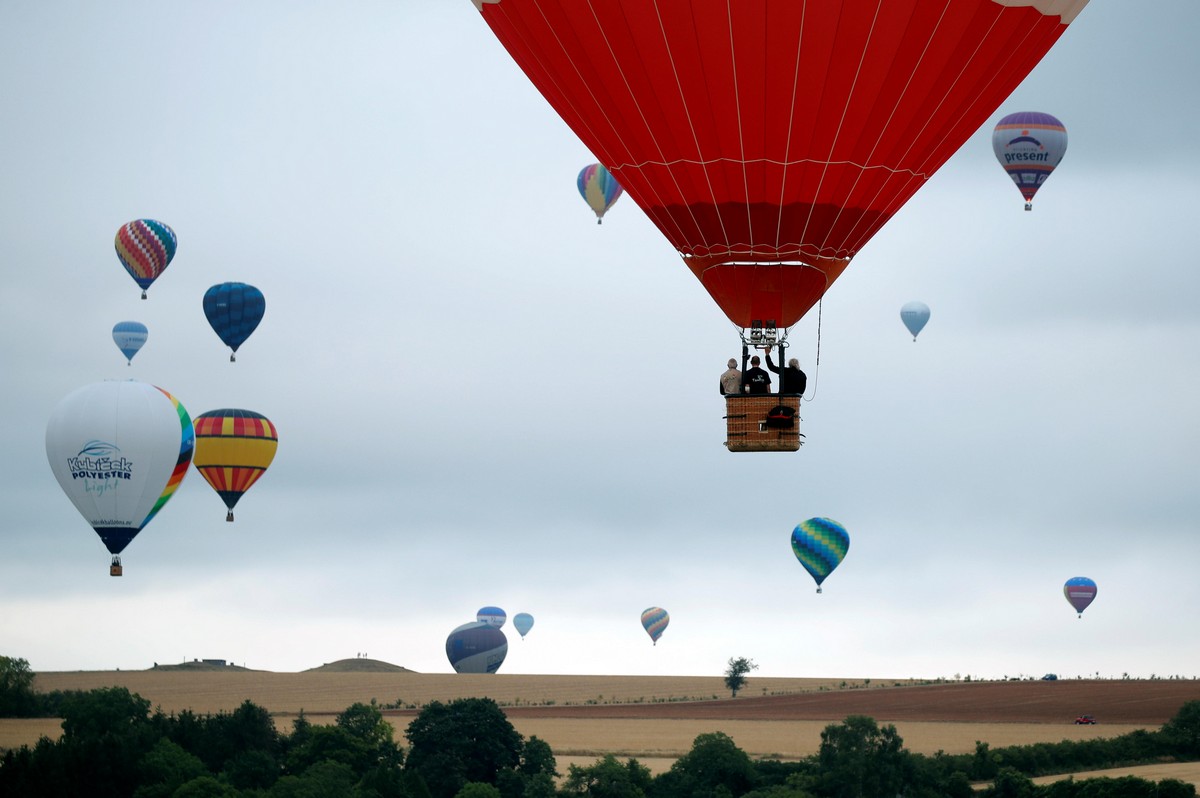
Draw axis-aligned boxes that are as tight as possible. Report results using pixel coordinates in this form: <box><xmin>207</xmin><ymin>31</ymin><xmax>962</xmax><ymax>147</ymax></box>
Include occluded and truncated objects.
<box><xmin>1074</xmin><ymin>715</ymin><xmax>1097</xmax><ymax>725</ymax></box>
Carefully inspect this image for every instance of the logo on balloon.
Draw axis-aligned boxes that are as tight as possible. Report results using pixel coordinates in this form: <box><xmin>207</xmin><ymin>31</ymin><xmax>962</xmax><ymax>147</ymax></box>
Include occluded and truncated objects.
<box><xmin>67</xmin><ymin>441</ymin><xmax>133</xmax><ymax>486</ymax></box>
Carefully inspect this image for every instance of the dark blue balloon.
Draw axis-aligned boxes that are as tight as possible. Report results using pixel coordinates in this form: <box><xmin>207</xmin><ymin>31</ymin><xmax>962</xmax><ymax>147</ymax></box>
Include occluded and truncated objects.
<box><xmin>445</xmin><ymin>621</ymin><xmax>508</xmax><ymax>674</ymax></box>
<box><xmin>203</xmin><ymin>283</ymin><xmax>265</xmax><ymax>361</ymax></box>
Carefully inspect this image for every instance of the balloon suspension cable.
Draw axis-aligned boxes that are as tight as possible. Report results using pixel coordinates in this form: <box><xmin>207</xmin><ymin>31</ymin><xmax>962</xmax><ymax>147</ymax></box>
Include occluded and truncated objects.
<box><xmin>800</xmin><ymin>298</ymin><xmax>823</xmax><ymax>403</ymax></box>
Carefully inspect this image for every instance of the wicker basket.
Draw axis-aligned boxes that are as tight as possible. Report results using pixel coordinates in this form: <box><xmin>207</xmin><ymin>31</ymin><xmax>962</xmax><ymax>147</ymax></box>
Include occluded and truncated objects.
<box><xmin>724</xmin><ymin>395</ymin><xmax>803</xmax><ymax>452</ymax></box>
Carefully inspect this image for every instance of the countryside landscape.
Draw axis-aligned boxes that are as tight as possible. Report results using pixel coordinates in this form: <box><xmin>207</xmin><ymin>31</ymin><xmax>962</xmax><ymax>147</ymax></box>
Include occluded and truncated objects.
<box><xmin>4</xmin><ymin>658</ymin><xmax>1200</xmax><ymax>793</ymax></box>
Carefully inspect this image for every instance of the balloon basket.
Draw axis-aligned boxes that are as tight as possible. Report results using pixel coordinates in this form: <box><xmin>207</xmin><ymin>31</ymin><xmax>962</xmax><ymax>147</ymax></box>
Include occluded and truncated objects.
<box><xmin>110</xmin><ymin>557</ymin><xmax>123</xmax><ymax>577</ymax></box>
<box><xmin>724</xmin><ymin>396</ymin><xmax>802</xmax><ymax>452</ymax></box>
<box><xmin>226</xmin><ymin>511</ymin><xmax>234</xmax><ymax>522</ymax></box>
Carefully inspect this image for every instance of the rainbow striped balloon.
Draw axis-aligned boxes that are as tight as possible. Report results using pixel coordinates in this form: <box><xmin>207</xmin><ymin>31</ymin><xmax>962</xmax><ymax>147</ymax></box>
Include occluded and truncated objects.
<box><xmin>791</xmin><ymin>518</ymin><xmax>850</xmax><ymax>593</ymax></box>
<box><xmin>114</xmin><ymin>219</ymin><xmax>178</xmax><ymax>298</ymax></box>
<box><xmin>640</xmin><ymin>606</ymin><xmax>669</xmax><ymax>645</ymax></box>
<box><xmin>577</xmin><ymin>163</ymin><xmax>623</xmax><ymax>223</ymax></box>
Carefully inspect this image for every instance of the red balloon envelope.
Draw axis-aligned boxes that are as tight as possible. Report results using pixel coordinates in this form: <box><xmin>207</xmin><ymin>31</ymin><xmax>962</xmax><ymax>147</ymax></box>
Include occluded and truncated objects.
<box><xmin>471</xmin><ymin>0</ymin><xmax>1089</xmax><ymax>329</ymax></box>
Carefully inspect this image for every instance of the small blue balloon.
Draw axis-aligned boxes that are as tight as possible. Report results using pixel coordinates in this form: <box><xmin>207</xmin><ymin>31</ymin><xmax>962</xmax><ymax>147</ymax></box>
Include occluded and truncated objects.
<box><xmin>900</xmin><ymin>301</ymin><xmax>930</xmax><ymax>341</ymax></box>
<box><xmin>112</xmin><ymin>321</ymin><xmax>148</xmax><ymax>365</ymax></box>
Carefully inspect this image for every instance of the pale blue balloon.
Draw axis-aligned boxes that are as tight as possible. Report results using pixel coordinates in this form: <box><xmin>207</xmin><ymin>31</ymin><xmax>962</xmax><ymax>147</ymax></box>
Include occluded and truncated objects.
<box><xmin>900</xmin><ymin>301</ymin><xmax>930</xmax><ymax>341</ymax></box>
<box><xmin>112</xmin><ymin>321</ymin><xmax>148</xmax><ymax>364</ymax></box>
<box><xmin>513</xmin><ymin>612</ymin><xmax>534</xmax><ymax>639</ymax></box>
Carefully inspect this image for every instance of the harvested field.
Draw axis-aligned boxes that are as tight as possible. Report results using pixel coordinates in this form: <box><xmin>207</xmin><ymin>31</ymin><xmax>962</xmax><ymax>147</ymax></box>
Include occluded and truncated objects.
<box><xmin>11</xmin><ymin>671</ymin><xmax>1199</xmax><ymax>787</ymax></box>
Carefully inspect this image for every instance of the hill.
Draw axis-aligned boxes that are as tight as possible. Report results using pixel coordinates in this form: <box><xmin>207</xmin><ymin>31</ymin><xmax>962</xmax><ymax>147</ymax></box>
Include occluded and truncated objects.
<box><xmin>303</xmin><ymin>658</ymin><xmax>415</xmax><ymax>673</ymax></box>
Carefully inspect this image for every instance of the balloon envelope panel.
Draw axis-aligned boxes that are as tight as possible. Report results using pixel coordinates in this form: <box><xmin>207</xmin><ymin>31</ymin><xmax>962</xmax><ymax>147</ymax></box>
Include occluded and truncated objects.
<box><xmin>1063</xmin><ymin>576</ymin><xmax>1097</xmax><ymax>615</ymax></box>
<box><xmin>791</xmin><ymin>518</ymin><xmax>850</xmax><ymax>588</ymax></box>
<box><xmin>446</xmin><ymin>622</ymin><xmax>508</xmax><ymax>673</ymax></box>
<box><xmin>203</xmin><ymin>282</ymin><xmax>265</xmax><ymax>354</ymax></box>
<box><xmin>640</xmin><ymin>607</ymin><xmax>669</xmax><ymax>644</ymax></box>
<box><xmin>112</xmin><ymin>321</ymin><xmax>149</xmax><ymax>363</ymax></box>
<box><xmin>45</xmin><ymin>381</ymin><xmax>194</xmax><ymax>555</ymax></box>
<box><xmin>115</xmin><ymin>219</ymin><xmax>177</xmax><ymax>292</ymax></box>
<box><xmin>513</xmin><ymin>612</ymin><xmax>534</xmax><ymax>638</ymax></box>
<box><xmin>476</xmin><ymin>606</ymin><xmax>507</xmax><ymax>628</ymax></box>
<box><xmin>992</xmin><ymin>112</ymin><xmax>1068</xmax><ymax>204</ymax></box>
<box><xmin>192</xmin><ymin>409</ymin><xmax>278</xmax><ymax>513</ymax></box>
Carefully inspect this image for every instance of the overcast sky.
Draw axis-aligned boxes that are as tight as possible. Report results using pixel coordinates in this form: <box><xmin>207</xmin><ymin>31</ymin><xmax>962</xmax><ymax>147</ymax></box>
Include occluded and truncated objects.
<box><xmin>2</xmin><ymin>1</ymin><xmax>1197</xmax><ymax>681</ymax></box>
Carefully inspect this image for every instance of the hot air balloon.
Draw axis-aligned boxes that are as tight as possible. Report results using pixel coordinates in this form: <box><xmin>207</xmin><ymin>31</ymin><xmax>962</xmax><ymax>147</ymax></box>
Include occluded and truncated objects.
<box><xmin>791</xmin><ymin>518</ymin><xmax>850</xmax><ymax>593</ymax></box>
<box><xmin>577</xmin><ymin>164</ymin><xmax>623</xmax><ymax>224</ymax></box>
<box><xmin>900</xmin><ymin>302</ymin><xmax>930</xmax><ymax>341</ymax></box>
<box><xmin>45</xmin><ymin>380</ymin><xmax>194</xmax><ymax>576</ymax></box>
<box><xmin>115</xmin><ymin>220</ymin><xmax>177</xmax><ymax>299</ymax></box>
<box><xmin>446</xmin><ymin>621</ymin><xmax>508</xmax><ymax>673</ymax></box>
<box><xmin>992</xmin><ymin>112</ymin><xmax>1068</xmax><ymax>211</ymax></box>
<box><xmin>477</xmin><ymin>606</ymin><xmax>507</xmax><ymax>628</ymax></box>
<box><xmin>192</xmin><ymin>409</ymin><xmax>278</xmax><ymax>522</ymax></box>
<box><xmin>640</xmin><ymin>607</ymin><xmax>669</xmax><ymax>646</ymax></box>
<box><xmin>513</xmin><ymin>612</ymin><xmax>534</xmax><ymax>640</ymax></box>
<box><xmin>1063</xmin><ymin>577</ymin><xmax>1097</xmax><ymax>618</ymax></box>
<box><xmin>112</xmin><ymin>321</ymin><xmax>148</xmax><ymax>365</ymax></box>
<box><xmin>471</xmin><ymin>2</ymin><xmax>1086</xmax><ymax>336</ymax></box>
<box><xmin>203</xmin><ymin>282</ymin><xmax>265</xmax><ymax>362</ymax></box>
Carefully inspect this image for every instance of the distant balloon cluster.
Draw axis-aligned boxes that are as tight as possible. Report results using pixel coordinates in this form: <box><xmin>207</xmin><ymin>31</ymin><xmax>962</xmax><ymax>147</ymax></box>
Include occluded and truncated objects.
<box><xmin>44</xmin><ymin>220</ymin><xmax>277</xmax><ymax>576</ymax></box>
<box><xmin>444</xmin><ymin>606</ymin><xmax>536</xmax><ymax>673</ymax></box>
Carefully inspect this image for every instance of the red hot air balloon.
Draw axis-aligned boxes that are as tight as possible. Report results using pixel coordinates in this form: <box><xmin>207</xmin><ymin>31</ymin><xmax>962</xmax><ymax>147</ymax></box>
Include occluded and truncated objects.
<box><xmin>470</xmin><ymin>1</ymin><xmax>1089</xmax><ymax>333</ymax></box>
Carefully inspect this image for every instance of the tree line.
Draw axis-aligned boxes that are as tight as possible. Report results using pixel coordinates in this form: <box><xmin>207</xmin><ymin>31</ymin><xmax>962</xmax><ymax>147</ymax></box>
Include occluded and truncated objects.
<box><xmin>2</xmin><ymin>655</ymin><xmax>1199</xmax><ymax>797</ymax></box>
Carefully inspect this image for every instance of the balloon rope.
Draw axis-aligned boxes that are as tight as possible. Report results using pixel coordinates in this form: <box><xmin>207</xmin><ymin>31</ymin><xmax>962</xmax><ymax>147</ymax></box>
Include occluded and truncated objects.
<box><xmin>804</xmin><ymin>297</ymin><xmax>822</xmax><ymax>403</ymax></box>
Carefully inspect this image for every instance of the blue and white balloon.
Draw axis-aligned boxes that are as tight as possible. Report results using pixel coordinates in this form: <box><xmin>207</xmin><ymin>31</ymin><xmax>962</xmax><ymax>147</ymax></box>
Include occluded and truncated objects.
<box><xmin>446</xmin><ymin>621</ymin><xmax>508</xmax><ymax>674</ymax></box>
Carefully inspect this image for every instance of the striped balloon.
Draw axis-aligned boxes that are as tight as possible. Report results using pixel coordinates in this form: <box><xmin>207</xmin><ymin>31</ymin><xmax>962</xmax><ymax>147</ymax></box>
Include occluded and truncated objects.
<box><xmin>1063</xmin><ymin>576</ymin><xmax>1097</xmax><ymax>618</ymax></box>
<box><xmin>791</xmin><ymin>518</ymin><xmax>850</xmax><ymax>593</ymax></box>
<box><xmin>991</xmin><ymin>111</ymin><xmax>1067</xmax><ymax>211</ymax></box>
<box><xmin>192</xmin><ymin>409</ymin><xmax>278</xmax><ymax>522</ymax></box>
<box><xmin>577</xmin><ymin>163</ymin><xmax>623</xmax><ymax>223</ymax></box>
<box><xmin>640</xmin><ymin>606</ymin><xmax>669</xmax><ymax>645</ymax></box>
<box><xmin>114</xmin><ymin>219</ymin><xmax>178</xmax><ymax>298</ymax></box>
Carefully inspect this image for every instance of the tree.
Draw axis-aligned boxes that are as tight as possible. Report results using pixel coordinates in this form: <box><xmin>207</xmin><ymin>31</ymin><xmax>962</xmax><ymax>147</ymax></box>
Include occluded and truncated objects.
<box><xmin>455</xmin><ymin>784</ymin><xmax>502</xmax><ymax>798</ymax></box>
<box><xmin>133</xmin><ymin>738</ymin><xmax>208</xmax><ymax>798</ymax></box>
<box><xmin>0</xmin><ymin>655</ymin><xmax>38</xmax><ymax>717</ymax></box>
<box><xmin>1162</xmin><ymin>700</ymin><xmax>1200</xmax><ymax>756</ymax></box>
<box><xmin>724</xmin><ymin>657</ymin><xmax>758</xmax><ymax>698</ymax></box>
<box><xmin>816</xmin><ymin>715</ymin><xmax>913</xmax><ymax>798</ymax></box>
<box><xmin>561</xmin><ymin>754</ymin><xmax>653</xmax><ymax>798</ymax></box>
<box><xmin>654</xmin><ymin>731</ymin><xmax>757</xmax><ymax>798</ymax></box>
<box><xmin>405</xmin><ymin>698</ymin><xmax>524</xmax><ymax>798</ymax></box>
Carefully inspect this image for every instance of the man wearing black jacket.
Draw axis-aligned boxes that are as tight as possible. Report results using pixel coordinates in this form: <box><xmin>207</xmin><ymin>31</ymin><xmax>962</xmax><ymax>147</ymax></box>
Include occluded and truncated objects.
<box><xmin>766</xmin><ymin>353</ymin><xmax>807</xmax><ymax>395</ymax></box>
